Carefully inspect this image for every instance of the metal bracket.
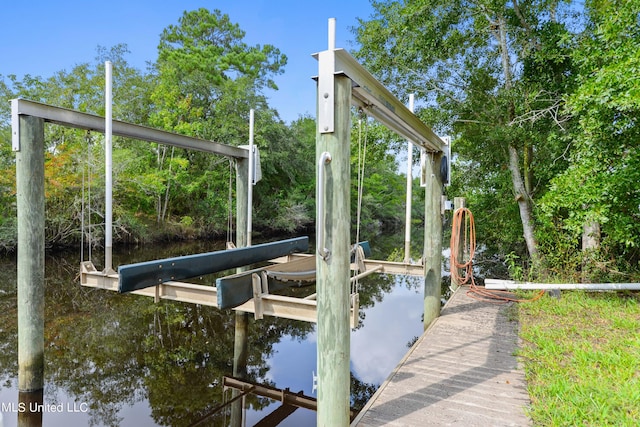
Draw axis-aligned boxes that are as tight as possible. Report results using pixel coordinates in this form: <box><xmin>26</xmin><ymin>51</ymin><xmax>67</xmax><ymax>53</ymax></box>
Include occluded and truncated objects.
<box><xmin>317</xmin><ymin>49</ymin><xmax>335</xmax><ymax>134</ymax></box>
<box><xmin>251</xmin><ymin>273</ymin><xmax>265</xmax><ymax>320</ymax></box>
<box><xmin>11</xmin><ymin>99</ymin><xmax>20</xmax><ymax>151</ymax></box>
<box><xmin>442</xmin><ymin>135</ymin><xmax>451</xmax><ymax>186</ymax></box>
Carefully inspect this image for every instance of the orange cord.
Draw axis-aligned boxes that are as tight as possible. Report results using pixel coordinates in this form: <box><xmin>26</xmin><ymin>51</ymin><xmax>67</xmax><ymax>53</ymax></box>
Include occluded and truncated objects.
<box><xmin>449</xmin><ymin>207</ymin><xmax>544</xmax><ymax>303</ymax></box>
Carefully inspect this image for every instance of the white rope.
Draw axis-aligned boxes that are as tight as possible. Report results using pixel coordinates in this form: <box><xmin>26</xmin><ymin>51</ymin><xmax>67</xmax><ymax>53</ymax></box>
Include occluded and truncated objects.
<box><xmin>353</xmin><ymin>114</ymin><xmax>368</xmax><ymax>295</ymax></box>
<box><xmin>227</xmin><ymin>159</ymin><xmax>234</xmax><ymax>246</ymax></box>
<box><xmin>81</xmin><ymin>133</ymin><xmax>86</xmax><ymax>263</ymax></box>
<box><xmin>81</xmin><ymin>132</ymin><xmax>93</xmax><ymax>262</ymax></box>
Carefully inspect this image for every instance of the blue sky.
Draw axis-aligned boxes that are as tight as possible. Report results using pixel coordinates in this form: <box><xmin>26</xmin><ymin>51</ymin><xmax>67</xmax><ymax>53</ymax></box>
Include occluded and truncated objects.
<box><xmin>1</xmin><ymin>0</ymin><xmax>375</xmax><ymax>123</ymax></box>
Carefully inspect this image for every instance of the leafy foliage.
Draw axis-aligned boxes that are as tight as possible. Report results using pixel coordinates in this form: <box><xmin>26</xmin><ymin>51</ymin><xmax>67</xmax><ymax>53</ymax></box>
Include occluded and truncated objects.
<box><xmin>353</xmin><ymin>0</ymin><xmax>584</xmax><ymax>274</ymax></box>
<box><xmin>538</xmin><ymin>0</ymin><xmax>640</xmax><ymax>279</ymax></box>
<box><xmin>0</xmin><ymin>8</ymin><xmax>414</xmax><ymax>252</ymax></box>
<box><xmin>355</xmin><ymin>0</ymin><xmax>639</xmax><ymax>279</ymax></box>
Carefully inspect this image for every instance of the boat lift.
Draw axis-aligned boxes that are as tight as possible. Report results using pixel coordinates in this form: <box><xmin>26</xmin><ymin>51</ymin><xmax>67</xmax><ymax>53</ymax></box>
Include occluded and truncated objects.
<box><xmin>12</xmin><ymin>23</ymin><xmax>445</xmax><ymax>424</ymax></box>
<box><xmin>5</xmin><ymin>94</ymin><xmax>427</xmax><ymax>327</ymax></box>
<box><xmin>11</xmin><ymin>71</ymin><xmax>429</xmax><ymax>331</ymax></box>
<box><xmin>80</xmin><ymin>238</ymin><xmax>424</xmax><ymax>327</ymax></box>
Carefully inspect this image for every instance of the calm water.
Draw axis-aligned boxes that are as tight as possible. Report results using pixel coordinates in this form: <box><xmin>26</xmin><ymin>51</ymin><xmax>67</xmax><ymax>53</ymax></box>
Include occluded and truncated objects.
<box><xmin>0</xmin><ymin>237</ymin><xmax>435</xmax><ymax>427</ymax></box>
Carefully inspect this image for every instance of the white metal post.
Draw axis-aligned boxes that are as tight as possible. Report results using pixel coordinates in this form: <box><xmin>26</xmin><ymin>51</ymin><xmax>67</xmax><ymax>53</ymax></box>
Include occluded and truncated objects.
<box><xmin>247</xmin><ymin>109</ymin><xmax>254</xmax><ymax>247</ymax></box>
<box><xmin>404</xmin><ymin>94</ymin><xmax>415</xmax><ymax>263</ymax></box>
<box><xmin>328</xmin><ymin>18</ymin><xmax>336</xmax><ymax>50</ymax></box>
<box><xmin>104</xmin><ymin>61</ymin><xmax>114</xmax><ymax>273</ymax></box>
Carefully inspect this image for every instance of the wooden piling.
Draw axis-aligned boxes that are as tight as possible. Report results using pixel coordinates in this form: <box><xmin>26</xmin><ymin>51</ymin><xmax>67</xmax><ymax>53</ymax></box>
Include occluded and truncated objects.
<box><xmin>423</xmin><ymin>152</ymin><xmax>443</xmax><ymax>329</ymax></box>
<box><xmin>231</xmin><ymin>156</ymin><xmax>250</xmax><ymax>427</ymax></box>
<box><xmin>316</xmin><ymin>74</ymin><xmax>352</xmax><ymax>427</ymax></box>
<box><xmin>16</xmin><ymin>115</ymin><xmax>45</xmax><ymax>393</ymax></box>
<box><xmin>18</xmin><ymin>390</ymin><xmax>43</xmax><ymax>427</ymax></box>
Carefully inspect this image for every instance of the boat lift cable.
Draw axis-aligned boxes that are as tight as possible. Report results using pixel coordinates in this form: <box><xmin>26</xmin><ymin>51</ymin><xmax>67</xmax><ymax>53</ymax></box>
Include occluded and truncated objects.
<box><xmin>80</xmin><ymin>131</ymin><xmax>93</xmax><ymax>264</ymax></box>
<box><xmin>450</xmin><ymin>207</ymin><xmax>544</xmax><ymax>303</ymax></box>
<box><xmin>226</xmin><ymin>158</ymin><xmax>234</xmax><ymax>247</ymax></box>
<box><xmin>81</xmin><ymin>133</ymin><xmax>86</xmax><ymax>263</ymax></box>
<box><xmin>353</xmin><ymin>114</ymin><xmax>368</xmax><ymax>295</ymax></box>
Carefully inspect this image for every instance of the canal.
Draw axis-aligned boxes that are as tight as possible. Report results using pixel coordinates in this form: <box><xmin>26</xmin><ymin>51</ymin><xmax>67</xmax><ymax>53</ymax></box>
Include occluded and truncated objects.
<box><xmin>0</xmin><ymin>236</ymin><xmax>440</xmax><ymax>426</ymax></box>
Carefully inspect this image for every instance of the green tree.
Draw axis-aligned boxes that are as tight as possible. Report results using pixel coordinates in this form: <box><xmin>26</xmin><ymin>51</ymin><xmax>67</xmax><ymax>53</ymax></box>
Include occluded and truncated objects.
<box><xmin>149</xmin><ymin>8</ymin><xmax>288</xmax><ymax>231</ymax></box>
<box><xmin>253</xmin><ymin>114</ymin><xmax>317</xmax><ymax>233</ymax></box>
<box><xmin>0</xmin><ymin>45</ymin><xmax>155</xmax><ymax>249</ymax></box>
<box><xmin>539</xmin><ymin>0</ymin><xmax>640</xmax><ymax>279</ymax></box>
<box><xmin>354</xmin><ymin>0</ymin><xmax>580</xmax><ymax>273</ymax></box>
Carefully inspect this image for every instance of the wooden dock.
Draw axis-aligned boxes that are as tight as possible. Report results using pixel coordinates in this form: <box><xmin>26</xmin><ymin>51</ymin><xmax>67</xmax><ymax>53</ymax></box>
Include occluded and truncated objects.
<box><xmin>352</xmin><ymin>287</ymin><xmax>531</xmax><ymax>426</ymax></box>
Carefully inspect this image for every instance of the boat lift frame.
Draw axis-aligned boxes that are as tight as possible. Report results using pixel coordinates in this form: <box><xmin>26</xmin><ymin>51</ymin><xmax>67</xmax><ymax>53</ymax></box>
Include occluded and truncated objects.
<box><xmin>11</xmin><ymin>98</ymin><xmax>424</xmax><ymax>327</ymax></box>
<box><xmin>12</xmin><ymin>20</ymin><xmax>447</xmax><ymax>417</ymax></box>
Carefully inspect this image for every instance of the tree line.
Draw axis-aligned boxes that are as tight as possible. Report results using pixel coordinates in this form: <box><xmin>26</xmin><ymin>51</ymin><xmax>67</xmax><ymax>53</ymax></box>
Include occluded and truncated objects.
<box><xmin>1</xmin><ymin>3</ymin><xmax>639</xmax><ymax>282</ymax></box>
<box><xmin>0</xmin><ymin>9</ymin><xmax>407</xmax><ymax>253</ymax></box>
<box><xmin>355</xmin><ymin>0</ymin><xmax>639</xmax><ymax>282</ymax></box>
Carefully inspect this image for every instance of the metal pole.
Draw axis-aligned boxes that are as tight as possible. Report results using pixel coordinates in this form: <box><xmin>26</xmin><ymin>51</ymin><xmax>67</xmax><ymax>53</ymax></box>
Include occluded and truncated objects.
<box><xmin>16</xmin><ymin>114</ymin><xmax>45</xmax><ymax>394</ymax></box>
<box><xmin>423</xmin><ymin>151</ymin><xmax>443</xmax><ymax>328</ymax></box>
<box><xmin>328</xmin><ymin>18</ymin><xmax>336</xmax><ymax>50</ymax></box>
<box><xmin>316</xmin><ymin>75</ymin><xmax>352</xmax><ymax>427</ymax></box>
<box><xmin>104</xmin><ymin>61</ymin><xmax>114</xmax><ymax>272</ymax></box>
<box><xmin>486</xmin><ymin>279</ymin><xmax>640</xmax><ymax>291</ymax></box>
<box><xmin>247</xmin><ymin>109</ymin><xmax>254</xmax><ymax>246</ymax></box>
<box><xmin>404</xmin><ymin>94</ymin><xmax>415</xmax><ymax>263</ymax></box>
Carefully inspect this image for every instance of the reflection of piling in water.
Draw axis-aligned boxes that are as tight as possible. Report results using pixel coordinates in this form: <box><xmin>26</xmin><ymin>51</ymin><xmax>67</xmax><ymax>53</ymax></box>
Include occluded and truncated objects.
<box><xmin>230</xmin><ymin>312</ymin><xmax>249</xmax><ymax>427</ymax></box>
<box><xmin>15</xmin><ymin>114</ymin><xmax>45</xmax><ymax>407</ymax></box>
<box><xmin>18</xmin><ymin>390</ymin><xmax>43</xmax><ymax>427</ymax></box>
<box><xmin>230</xmin><ymin>154</ymin><xmax>250</xmax><ymax>427</ymax></box>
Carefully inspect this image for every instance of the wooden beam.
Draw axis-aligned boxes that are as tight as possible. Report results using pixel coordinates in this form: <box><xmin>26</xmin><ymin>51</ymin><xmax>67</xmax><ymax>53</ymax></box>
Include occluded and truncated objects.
<box><xmin>224</xmin><ymin>376</ymin><xmax>318</xmax><ymax>412</ymax></box>
<box><xmin>223</xmin><ymin>376</ymin><xmax>358</xmax><ymax>420</ymax></box>
<box><xmin>316</xmin><ymin>72</ymin><xmax>352</xmax><ymax>427</ymax></box>
<box><xmin>254</xmin><ymin>404</ymin><xmax>299</xmax><ymax>427</ymax></box>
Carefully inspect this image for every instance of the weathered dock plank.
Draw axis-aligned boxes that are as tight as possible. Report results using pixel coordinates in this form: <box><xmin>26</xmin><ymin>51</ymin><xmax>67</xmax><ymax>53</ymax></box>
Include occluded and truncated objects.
<box><xmin>353</xmin><ymin>288</ymin><xmax>531</xmax><ymax>426</ymax></box>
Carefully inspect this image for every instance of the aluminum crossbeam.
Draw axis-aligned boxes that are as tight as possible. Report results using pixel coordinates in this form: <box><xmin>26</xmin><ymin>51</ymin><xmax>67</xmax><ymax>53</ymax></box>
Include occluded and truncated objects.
<box><xmin>314</xmin><ymin>49</ymin><xmax>445</xmax><ymax>153</ymax></box>
<box><xmin>11</xmin><ymin>98</ymin><xmax>248</xmax><ymax>158</ymax></box>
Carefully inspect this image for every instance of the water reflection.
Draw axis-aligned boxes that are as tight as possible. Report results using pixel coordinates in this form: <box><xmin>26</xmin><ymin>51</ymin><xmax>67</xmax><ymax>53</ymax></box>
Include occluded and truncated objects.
<box><xmin>0</xmin><ymin>241</ymin><xmax>433</xmax><ymax>426</ymax></box>
<box><xmin>351</xmin><ymin>275</ymin><xmax>424</xmax><ymax>385</ymax></box>
<box><xmin>17</xmin><ymin>390</ymin><xmax>43</xmax><ymax>427</ymax></box>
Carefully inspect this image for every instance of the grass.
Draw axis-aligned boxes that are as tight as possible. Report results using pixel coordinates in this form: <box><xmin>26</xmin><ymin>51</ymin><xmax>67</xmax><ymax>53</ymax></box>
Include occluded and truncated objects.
<box><xmin>517</xmin><ymin>290</ymin><xmax>640</xmax><ymax>426</ymax></box>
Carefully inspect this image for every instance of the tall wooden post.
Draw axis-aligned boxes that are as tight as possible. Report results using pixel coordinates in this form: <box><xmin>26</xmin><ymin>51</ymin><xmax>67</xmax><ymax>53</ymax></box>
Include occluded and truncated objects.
<box><xmin>16</xmin><ymin>115</ymin><xmax>45</xmax><ymax>395</ymax></box>
<box><xmin>230</xmin><ymin>156</ymin><xmax>250</xmax><ymax>427</ymax></box>
<box><xmin>423</xmin><ymin>151</ymin><xmax>443</xmax><ymax>329</ymax></box>
<box><xmin>316</xmin><ymin>74</ymin><xmax>352</xmax><ymax>426</ymax></box>
<box><xmin>451</xmin><ymin>197</ymin><xmax>466</xmax><ymax>291</ymax></box>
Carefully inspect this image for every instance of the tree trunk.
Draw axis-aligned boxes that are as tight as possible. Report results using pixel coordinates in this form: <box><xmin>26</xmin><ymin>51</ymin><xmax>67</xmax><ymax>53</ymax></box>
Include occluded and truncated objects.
<box><xmin>160</xmin><ymin>146</ymin><xmax>175</xmax><ymax>223</ymax></box>
<box><xmin>524</xmin><ymin>142</ymin><xmax>534</xmax><ymax>195</ymax></box>
<box><xmin>581</xmin><ymin>218</ymin><xmax>601</xmax><ymax>283</ymax></box>
<box><xmin>497</xmin><ymin>15</ymin><xmax>544</xmax><ymax>273</ymax></box>
<box><xmin>508</xmin><ymin>144</ymin><xmax>542</xmax><ymax>271</ymax></box>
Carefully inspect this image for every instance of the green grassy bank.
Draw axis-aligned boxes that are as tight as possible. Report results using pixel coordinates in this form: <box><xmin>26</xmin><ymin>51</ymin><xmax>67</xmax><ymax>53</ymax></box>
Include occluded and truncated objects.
<box><xmin>517</xmin><ymin>290</ymin><xmax>640</xmax><ymax>426</ymax></box>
